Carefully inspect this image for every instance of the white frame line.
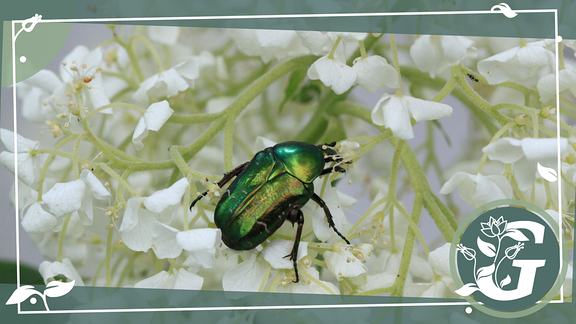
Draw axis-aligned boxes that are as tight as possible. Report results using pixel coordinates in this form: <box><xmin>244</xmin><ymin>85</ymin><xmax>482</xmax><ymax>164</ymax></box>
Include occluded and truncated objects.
<box><xmin>10</xmin><ymin>7</ymin><xmax>563</xmax><ymax>315</ymax></box>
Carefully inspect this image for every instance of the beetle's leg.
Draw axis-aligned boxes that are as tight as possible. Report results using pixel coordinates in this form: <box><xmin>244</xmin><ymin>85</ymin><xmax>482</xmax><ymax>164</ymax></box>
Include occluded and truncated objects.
<box><xmin>311</xmin><ymin>193</ymin><xmax>351</xmax><ymax>244</ymax></box>
<box><xmin>189</xmin><ymin>161</ymin><xmax>249</xmax><ymax>210</ymax></box>
<box><xmin>217</xmin><ymin>161</ymin><xmax>249</xmax><ymax>187</ymax></box>
<box><xmin>320</xmin><ymin>165</ymin><xmax>346</xmax><ymax>176</ymax></box>
<box><xmin>284</xmin><ymin>209</ymin><xmax>304</xmax><ymax>283</ymax></box>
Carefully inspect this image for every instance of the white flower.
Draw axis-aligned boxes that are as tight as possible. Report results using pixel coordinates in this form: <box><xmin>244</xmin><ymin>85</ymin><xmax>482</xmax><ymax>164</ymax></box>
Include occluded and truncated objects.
<box><xmin>149</xmin><ymin>222</ymin><xmax>222</xmax><ymax>262</ymax></box>
<box><xmin>0</xmin><ymin>129</ymin><xmax>47</xmax><ymax>189</ymax></box>
<box><xmin>323</xmin><ymin>244</ymin><xmax>372</xmax><ymax>280</ymax></box>
<box><xmin>42</xmin><ymin>169</ymin><xmax>110</xmax><ymax>225</ymax></box>
<box><xmin>39</xmin><ymin>258</ymin><xmax>84</xmax><ymax>285</ymax></box>
<box><xmin>16</xmin><ymin>70</ymin><xmax>63</xmax><ymax>123</ymax></box>
<box><xmin>358</xmin><ymin>249</ymin><xmax>433</xmax><ymax>294</ymax></box>
<box><xmin>478</xmin><ymin>40</ymin><xmax>555</xmax><ymax>87</ymax></box>
<box><xmin>307</xmin><ymin>42</ymin><xmax>356</xmax><ymax>95</ymax></box>
<box><xmin>132</xmin><ymin>100</ymin><xmax>174</xmax><ymax>150</ymax></box>
<box><xmin>228</xmin><ymin>29</ymin><xmax>309</xmax><ymax>63</ymax></box>
<box><xmin>440</xmin><ymin>172</ymin><xmax>513</xmax><ymax>208</ymax></box>
<box><xmin>275</xmin><ymin>267</ymin><xmax>340</xmax><ymax>294</ymax></box>
<box><xmin>119</xmin><ymin>178</ymin><xmax>189</xmax><ymax>253</ymax></box>
<box><xmin>410</xmin><ymin>35</ymin><xmax>477</xmax><ymax>78</ymax></box>
<box><xmin>371</xmin><ymin>94</ymin><xmax>453</xmax><ymax>140</ymax></box>
<box><xmin>296</xmin><ymin>31</ymin><xmax>332</xmax><ymax>55</ymax></box>
<box><xmin>21</xmin><ymin>202</ymin><xmax>57</xmax><ymax>233</ymax></box>
<box><xmin>55</xmin><ymin>45</ymin><xmax>110</xmax><ymax>111</ymax></box>
<box><xmin>301</xmin><ymin>180</ymin><xmax>355</xmax><ymax>242</ymax></box>
<box><xmin>222</xmin><ymin>253</ymin><xmax>269</xmax><ymax>292</ymax></box>
<box><xmin>328</xmin><ymin>32</ymin><xmax>368</xmax><ymax>42</ymax></box>
<box><xmin>537</xmin><ymin>63</ymin><xmax>576</xmax><ymax>102</ymax></box>
<box><xmin>132</xmin><ymin>58</ymin><xmax>199</xmax><ymax>103</ymax></box>
<box><xmin>482</xmin><ymin>137</ymin><xmax>567</xmax><ymax>190</ymax></box>
<box><xmin>406</xmin><ymin>243</ymin><xmax>458</xmax><ymax>298</ymax></box>
<box><xmin>134</xmin><ymin>268</ymin><xmax>204</xmax><ymax>290</ymax></box>
<box><xmin>352</xmin><ymin>55</ymin><xmax>399</xmax><ymax>92</ymax></box>
<box><xmin>148</xmin><ymin>26</ymin><xmax>180</xmax><ymax>45</ymax></box>
<box><xmin>261</xmin><ymin>239</ymin><xmax>308</xmax><ymax>269</ymax></box>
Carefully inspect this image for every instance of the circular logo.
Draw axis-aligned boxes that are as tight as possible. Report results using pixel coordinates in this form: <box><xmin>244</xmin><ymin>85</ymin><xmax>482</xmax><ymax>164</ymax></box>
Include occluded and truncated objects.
<box><xmin>450</xmin><ymin>200</ymin><xmax>567</xmax><ymax>318</ymax></box>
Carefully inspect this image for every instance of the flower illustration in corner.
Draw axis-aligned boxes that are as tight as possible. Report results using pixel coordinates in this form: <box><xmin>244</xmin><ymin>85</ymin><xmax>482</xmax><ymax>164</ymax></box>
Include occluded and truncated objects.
<box><xmin>5</xmin><ymin>280</ymin><xmax>75</xmax><ymax>311</ymax></box>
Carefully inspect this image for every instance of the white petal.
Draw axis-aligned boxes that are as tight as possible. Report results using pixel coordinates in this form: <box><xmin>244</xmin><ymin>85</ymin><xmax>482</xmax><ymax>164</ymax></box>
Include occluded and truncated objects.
<box><xmin>512</xmin><ymin>157</ymin><xmax>537</xmax><ymax>191</ymax></box>
<box><xmin>132</xmin><ymin>117</ymin><xmax>148</xmax><ymax>151</ymax></box>
<box><xmin>0</xmin><ymin>128</ymin><xmax>39</xmax><ymax>152</ymax></box>
<box><xmin>324</xmin><ymin>250</ymin><xmax>367</xmax><ymax>279</ymax></box>
<box><xmin>475</xmin><ymin>174</ymin><xmax>513</xmax><ymax>205</ymax></box>
<box><xmin>255</xmin><ymin>30</ymin><xmax>297</xmax><ymax>48</ymax></box>
<box><xmin>176</xmin><ymin>228</ymin><xmax>221</xmax><ymax>252</ymax></box>
<box><xmin>222</xmin><ymin>254</ymin><xmax>268</xmax><ymax>292</ymax></box>
<box><xmin>39</xmin><ymin>258</ymin><xmax>84</xmax><ymax>285</ymax></box>
<box><xmin>296</xmin><ymin>31</ymin><xmax>332</xmax><ymax>55</ymax></box>
<box><xmin>119</xmin><ymin>198</ymin><xmax>144</xmax><ymax>232</ymax></box>
<box><xmin>148</xmin><ymin>26</ymin><xmax>180</xmax><ymax>45</ymax></box>
<box><xmin>440</xmin><ymin>171</ymin><xmax>470</xmax><ymax>193</ymax></box>
<box><xmin>60</xmin><ymin>45</ymin><xmax>90</xmax><ymax>82</ymax></box>
<box><xmin>144</xmin><ymin>177</ymin><xmax>188</xmax><ymax>213</ymax></box>
<box><xmin>537</xmin><ymin>73</ymin><xmax>558</xmax><ymax>102</ymax></box>
<box><xmin>482</xmin><ymin>138</ymin><xmax>524</xmax><ymax>163</ymax></box>
<box><xmin>173</xmin><ymin>58</ymin><xmax>200</xmax><ymax>83</ymax></box>
<box><xmin>352</xmin><ymin>55</ymin><xmax>399</xmax><ymax>92</ymax></box>
<box><xmin>21</xmin><ymin>202</ymin><xmax>57</xmax><ymax>233</ymax></box>
<box><xmin>410</xmin><ymin>35</ymin><xmax>441</xmax><ymax>77</ymax></box>
<box><xmin>370</xmin><ymin>93</ymin><xmax>390</xmax><ymax>126</ymax></box>
<box><xmin>428</xmin><ymin>243</ymin><xmax>452</xmax><ymax>276</ymax></box>
<box><xmin>134</xmin><ymin>270</ymin><xmax>175</xmax><ymax>289</ymax></box>
<box><xmin>86</xmin><ymin>86</ymin><xmax>110</xmax><ymax>110</ymax></box>
<box><xmin>404</xmin><ymin>96</ymin><xmax>453</xmax><ymax>122</ymax></box>
<box><xmin>120</xmin><ymin>209</ymin><xmax>157</xmax><ymax>253</ymax></box>
<box><xmin>24</xmin><ymin>69</ymin><xmax>63</xmax><ymax>94</ymax></box>
<box><xmin>172</xmin><ymin>268</ymin><xmax>204</xmax><ymax>290</ymax></box>
<box><xmin>80</xmin><ymin>169</ymin><xmax>110</xmax><ymax>199</ymax></box>
<box><xmin>143</xmin><ymin>100</ymin><xmax>174</xmax><ymax>132</ymax></box>
<box><xmin>261</xmin><ymin>239</ymin><xmax>308</xmax><ymax>269</ymax></box>
<box><xmin>82</xmin><ymin>48</ymin><xmax>103</xmax><ymax>70</ymax></box>
<box><xmin>521</xmin><ymin>137</ymin><xmax>567</xmax><ymax>160</ymax></box>
<box><xmin>307</xmin><ymin>56</ymin><xmax>356</xmax><ymax>95</ymax></box>
<box><xmin>151</xmin><ymin>222</ymin><xmax>182</xmax><ymax>259</ymax></box>
<box><xmin>42</xmin><ymin>179</ymin><xmax>85</xmax><ymax>216</ymax></box>
<box><xmin>382</xmin><ymin>96</ymin><xmax>414</xmax><ymax>140</ymax></box>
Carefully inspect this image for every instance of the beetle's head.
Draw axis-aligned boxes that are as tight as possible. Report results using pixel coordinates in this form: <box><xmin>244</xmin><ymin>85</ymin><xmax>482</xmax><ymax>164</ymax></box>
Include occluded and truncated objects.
<box><xmin>317</xmin><ymin>141</ymin><xmax>338</xmax><ymax>159</ymax></box>
<box><xmin>319</xmin><ymin>140</ymin><xmax>359</xmax><ymax>167</ymax></box>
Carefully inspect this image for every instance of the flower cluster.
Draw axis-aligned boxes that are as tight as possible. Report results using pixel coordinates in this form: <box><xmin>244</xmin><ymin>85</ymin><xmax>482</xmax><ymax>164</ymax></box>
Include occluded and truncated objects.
<box><xmin>1</xmin><ymin>25</ymin><xmax>573</xmax><ymax>301</ymax></box>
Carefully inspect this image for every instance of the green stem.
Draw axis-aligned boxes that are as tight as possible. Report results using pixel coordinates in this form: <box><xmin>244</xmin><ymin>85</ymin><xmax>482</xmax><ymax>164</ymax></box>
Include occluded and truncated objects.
<box><xmin>129</xmin><ymin>34</ymin><xmax>165</xmax><ymax>72</ymax></box>
<box><xmin>105</xmin><ymin>222</ymin><xmax>114</xmax><ymax>287</ymax></box>
<box><xmin>73</xmin><ymin>132</ymin><xmax>88</xmax><ymax>179</ymax></box>
<box><xmin>100</xmin><ymin>163</ymin><xmax>140</xmax><ymax>197</ymax></box>
<box><xmin>389</xmin><ymin>33</ymin><xmax>402</xmax><ymax>96</ymax></box>
<box><xmin>37</xmin><ymin>135</ymin><xmax>78</xmax><ymax>199</ymax></box>
<box><xmin>57</xmin><ymin>213</ymin><xmax>72</xmax><ymax>262</ymax></box>
<box><xmin>85</xmin><ymin>102</ymin><xmax>146</xmax><ymax>121</ymax></box>
<box><xmin>168</xmin><ymin>112</ymin><xmax>223</xmax><ymax>124</ymax></box>
<box><xmin>477</xmin><ymin>122</ymin><xmax>516</xmax><ymax>173</ymax></box>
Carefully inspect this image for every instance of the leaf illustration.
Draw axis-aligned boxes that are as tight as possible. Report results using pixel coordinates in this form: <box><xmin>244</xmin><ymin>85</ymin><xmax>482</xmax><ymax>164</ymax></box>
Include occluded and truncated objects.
<box><xmin>477</xmin><ymin>236</ymin><xmax>496</xmax><ymax>257</ymax></box>
<box><xmin>476</xmin><ymin>263</ymin><xmax>495</xmax><ymax>280</ymax></box>
<box><xmin>502</xmin><ymin>228</ymin><xmax>529</xmax><ymax>242</ymax></box>
<box><xmin>44</xmin><ymin>280</ymin><xmax>75</xmax><ymax>298</ymax></box>
<box><xmin>500</xmin><ymin>274</ymin><xmax>511</xmax><ymax>288</ymax></box>
<box><xmin>537</xmin><ymin>163</ymin><xmax>558</xmax><ymax>182</ymax></box>
<box><xmin>455</xmin><ymin>283</ymin><xmax>479</xmax><ymax>296</ymax></box>
<box><xmin>5</xmin><ymin>285</ymin><xmax>40</xmax><ymax>305</ymax></box>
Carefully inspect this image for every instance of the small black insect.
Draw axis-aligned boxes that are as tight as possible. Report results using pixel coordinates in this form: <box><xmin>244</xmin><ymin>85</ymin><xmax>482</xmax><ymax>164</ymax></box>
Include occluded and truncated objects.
<box><xmin>467</xmin><ymin>74</ymin><xmax>479</xmax><ymax>82</ymax></box>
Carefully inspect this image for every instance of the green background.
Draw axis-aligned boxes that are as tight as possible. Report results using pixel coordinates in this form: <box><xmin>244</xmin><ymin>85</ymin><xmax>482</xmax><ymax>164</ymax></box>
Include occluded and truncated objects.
<box><xmin>1</xmin><ymin>0</ymin><xmax>575</xmax><ymax>323</ymax></box>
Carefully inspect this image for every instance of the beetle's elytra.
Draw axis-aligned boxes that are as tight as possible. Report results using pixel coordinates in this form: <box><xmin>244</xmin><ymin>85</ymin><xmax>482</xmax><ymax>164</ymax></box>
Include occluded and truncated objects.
<box><xmin>190</xmin><ymin>141</ymin><xmax>350</xmax><ymax>283</ymax></box>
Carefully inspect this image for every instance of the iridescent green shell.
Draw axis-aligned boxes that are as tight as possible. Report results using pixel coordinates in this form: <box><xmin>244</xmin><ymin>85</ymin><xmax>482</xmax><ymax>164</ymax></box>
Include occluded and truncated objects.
<box><xmin>214</xmin><ymin>142</ymin><xmax>326</xmax><ymax>250</ymax></box>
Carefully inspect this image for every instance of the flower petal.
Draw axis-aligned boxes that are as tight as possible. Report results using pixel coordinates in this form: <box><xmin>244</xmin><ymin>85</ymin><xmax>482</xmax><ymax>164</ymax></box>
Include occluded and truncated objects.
<box><xmin>144</xmin><ymin>178</ymin><xmax>189</xmax><ymax>214</ymax></box>
<box><xmin>21</xmin><ymin>202</ymin><xmax>57</xmax><ymax>233</ymax></box>
<box><xmin>404</xmin><ymin>96</ymin><xmax>453</xmax><ymax>122</ymax></box>
<box><xmin>39</xmin><ymin>258</ymin><xmax>84</xmax><ymax>285</ymax></box>
<box><xmin>261</xmin><ymin>239</ymin><xmax>308</xmax><ymax>269</ymax></box>
<box><xmin>148</xmin><ymin>26</ymin><xmax>180</xmax><ymax>45</ymax></box>
<box><xmin>482</xmin><ymin>138</ymin><xmax>524</xmax><ymax>163</ymax></box>
<box><xmin>42</xmin><ymin>179</ymin><xmax>86</xmax><ymax>216</ymax></box>
<box><xmin>222</xmin><ymin>254</ymin><xmax>268</xmax><ymax>292</ymax></box>
<box><xmin>151</xmin><ymin>222</ymin><xmax>182</xmax><ymax>259</ymax></box>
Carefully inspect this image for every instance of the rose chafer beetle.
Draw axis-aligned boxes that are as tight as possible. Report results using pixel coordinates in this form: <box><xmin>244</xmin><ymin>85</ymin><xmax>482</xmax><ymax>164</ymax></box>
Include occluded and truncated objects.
<box><xmin>190</xmin><ymin>141</ymin><xmax>350</xmax><ymax>283</ymax></box>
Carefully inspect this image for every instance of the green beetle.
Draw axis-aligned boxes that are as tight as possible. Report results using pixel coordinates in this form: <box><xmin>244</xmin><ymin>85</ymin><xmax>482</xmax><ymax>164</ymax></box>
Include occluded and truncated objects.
<box><xmin>190</xmin><ymin>141</ymin><xmax>350</xmax><ymax>283</ymax></box>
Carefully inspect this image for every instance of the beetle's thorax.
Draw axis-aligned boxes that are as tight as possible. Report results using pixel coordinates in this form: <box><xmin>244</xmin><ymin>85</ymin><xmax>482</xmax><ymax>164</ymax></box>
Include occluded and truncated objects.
<box><xmin>271</xmin><ymin>142</ymin><xmax>325</xmax><ymax>184</ymax></box>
